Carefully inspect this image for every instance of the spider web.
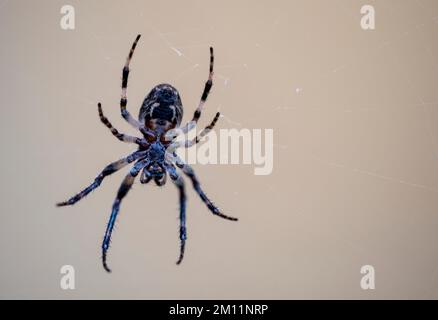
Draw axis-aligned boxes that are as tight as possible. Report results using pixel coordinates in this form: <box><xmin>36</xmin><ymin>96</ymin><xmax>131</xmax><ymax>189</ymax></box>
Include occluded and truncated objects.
<box><xmin>270</xmin><ymin>0</ymin><xmax>438</xmax><ymax>298</ymax></box>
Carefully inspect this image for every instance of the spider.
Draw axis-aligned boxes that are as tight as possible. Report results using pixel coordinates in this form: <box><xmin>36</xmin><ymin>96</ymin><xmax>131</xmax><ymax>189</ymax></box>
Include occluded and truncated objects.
<box><xmin>57</xmin><ymin>34</ymin><xmax>238</xmax><ymax>273</ymax></box>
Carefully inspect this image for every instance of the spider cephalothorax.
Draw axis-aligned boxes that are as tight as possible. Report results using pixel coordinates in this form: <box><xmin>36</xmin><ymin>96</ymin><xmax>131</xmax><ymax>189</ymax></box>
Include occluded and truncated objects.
<box><xmin>140</xmin><ymin>141</ymin><xmax>167</xmax><ymax>185</ymax></box>
<box><xmin>57</xmin><ymin>34</ymin><xmax>238</xmax><ymax>272</ymax></box>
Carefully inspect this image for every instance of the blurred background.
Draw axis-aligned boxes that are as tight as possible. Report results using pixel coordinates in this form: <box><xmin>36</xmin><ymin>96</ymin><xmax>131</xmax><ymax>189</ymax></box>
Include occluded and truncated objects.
<box><xmin>1</xmin><ymin>0</ymin><xmax>438</xmax><ymax>299</ymax></box>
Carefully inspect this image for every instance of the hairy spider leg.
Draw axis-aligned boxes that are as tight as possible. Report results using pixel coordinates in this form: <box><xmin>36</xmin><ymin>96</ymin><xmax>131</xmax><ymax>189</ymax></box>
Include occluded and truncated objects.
<box><xmin>169</xmin><ymin>154</ymin><xmax>238</xmax><ymax>221</ymax></box>
<box><xmin>166</xmin><ymin>163</ymin><xmax>187</xmax><ymax>264</ymax></box>
<box><xmin>168</xmin><ymin>112</ymin><xmax>221</xmax><ymax>150</ymax></box>
<box><xmin>180</xmin><ymin>47</ymin><xmax>214</xmax><ymax>134</ymax></box>
<box><xmin>120</xmin><ymin>34</ymin><xmax>142</xmax><ymax>129</ymax></box>
<box><xmin>189</xmin><ymin>111</ymin><xmax>220</xmax><ymax>146</ymax></box>
<box><xmin>102</xmin><ymin>158</ymin><xmax>149</xmax><ymax>272</ymax></box>
<box><xmin>119</xmin><ymin>34</ymin><xmax>156</xmax><ymax>139</ymax></box>
<box><xmin>98</xmin><ymin>103</ymin><xmax>148</xmax><ymax>146</ymax></box>
<box><xmin>56</xmin><ymin>151</ymin><xmax>147</xmax><ymax>207</ymax></box>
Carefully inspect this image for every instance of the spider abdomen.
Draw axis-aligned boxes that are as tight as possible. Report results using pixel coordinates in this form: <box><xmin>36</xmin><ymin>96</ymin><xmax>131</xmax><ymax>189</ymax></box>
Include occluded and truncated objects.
<box><xmin>139</xmin><ymin>84</ymin><xmax>183</xmax><ymax>132</ymax></box>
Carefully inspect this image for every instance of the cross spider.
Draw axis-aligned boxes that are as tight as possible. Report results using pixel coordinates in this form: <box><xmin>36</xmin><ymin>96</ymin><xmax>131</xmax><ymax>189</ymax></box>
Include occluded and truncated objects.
<box><xmin>57</xmin><ymin>34</ymin><xmax>238</xmax><ymax>273</ymax></box>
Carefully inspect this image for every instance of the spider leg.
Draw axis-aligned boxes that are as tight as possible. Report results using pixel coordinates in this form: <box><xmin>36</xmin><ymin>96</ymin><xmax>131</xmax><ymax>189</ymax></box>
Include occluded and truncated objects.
<box><xmin>102</xmin><ymin>159</ymin><xmax>147</xmax><ymax>273</ymax></box>
<box><xmin>180</xmin><ymin>47</ymin><xmax>214</xmax><ymax>134</ymax></box>
<box><xmin>120</xmin><ymin>34</ymin><xmax>143</xmax><ymax>130</ymax></box>
<box><xmin>168</xmin><ymin>112</ymin><xmax>220</xmax><ymax>150</ymax></box>
<box><xmin>168</xmin><ymin>154</ymin><xmax>238</xmax><ymax>221</ymax></box>
<box><xmin>189</xmin><ymin>111</ymin><xmax>220</xmax><ymax>146</ymax></box>
<box><xmin>56</xmin><ymin>151</ymin><xmax>146</xmax><ymax>207</ymax></box>
<box><xmin>165</xmin><ymin>163</ymin><xmax>187</xmax><ymax>264</ymax></box>
<box><xmin>98</xmin><ymin>103</ymin><xmax>148</xmax><ymax>147</ymax></box>
<box><xmin>119</xmin><ymin>35</ymin><xmax>157</xmax><ymax>140</ymax></box>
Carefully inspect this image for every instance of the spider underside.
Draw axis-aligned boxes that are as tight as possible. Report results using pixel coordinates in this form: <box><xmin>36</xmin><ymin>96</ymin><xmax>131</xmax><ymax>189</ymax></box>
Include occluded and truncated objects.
<box><xmin>57</xmin><ymin>34</ymin><xmax>238</xmax><ymax>273</ymax></box>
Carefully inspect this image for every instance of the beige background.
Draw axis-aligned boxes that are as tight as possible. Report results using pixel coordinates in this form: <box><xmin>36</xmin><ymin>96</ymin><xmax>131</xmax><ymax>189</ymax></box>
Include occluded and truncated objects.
<box><xmin>0</xmin><ymin>0</ymin><xmax>438</xmax><ymax>299</ymax></box>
